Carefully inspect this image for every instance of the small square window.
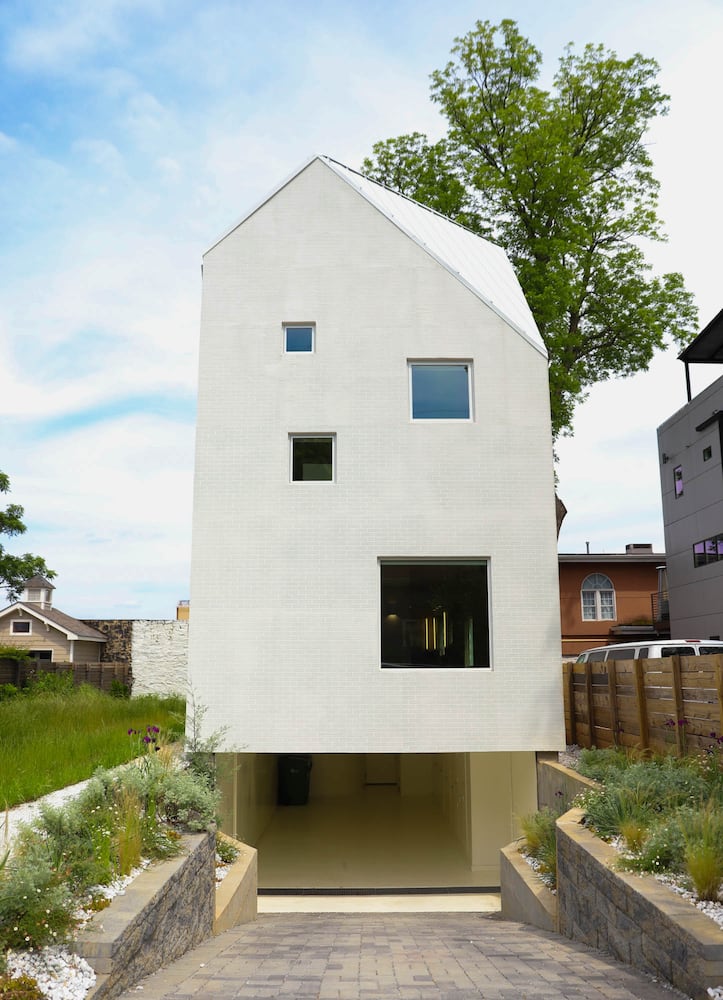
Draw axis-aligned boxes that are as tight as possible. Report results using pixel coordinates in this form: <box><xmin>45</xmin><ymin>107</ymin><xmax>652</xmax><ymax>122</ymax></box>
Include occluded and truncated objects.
<box><xmin>11</xmin><ymin>620</ymin><xmax>31</xmax><ymax>634</ymax></box>
<box><xmin>291</xmin><ymin>435</ymin><xmax>334</xmax><ymax>481</ymax></box>
<box><xmin>410</xmin><ymin>363</ymin><xmax>472</xmax><ymax>420</ymax></box>
<box><xmin>284</xmin><ymin>325</ymin><xmax>314</xmax><ymax>353</ymax></box>
<box><xmin>703</xmin><ymin>446</ymin><xmax>713</xmax><ymax>462</ymax></box>
<box><xmin>673</xmin><ymin>465</ymin><xmax>684</xmax><ymax>498</ymax></box>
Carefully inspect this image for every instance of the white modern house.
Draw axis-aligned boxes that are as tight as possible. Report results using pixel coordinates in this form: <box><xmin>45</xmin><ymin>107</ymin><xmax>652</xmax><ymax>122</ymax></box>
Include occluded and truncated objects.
<box><xmin>657</xmin><ymin>308</ymin><xmax>723</xmax><ymax>639</ymax></box>
<box><xmin>188</xmin><ymin>155</ymin><xmax>564</xmax><ymax>889</ymax></box>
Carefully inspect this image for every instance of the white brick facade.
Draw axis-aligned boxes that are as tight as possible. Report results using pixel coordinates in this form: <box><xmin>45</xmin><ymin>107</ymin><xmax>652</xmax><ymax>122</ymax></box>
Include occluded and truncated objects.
<box><xmin>189</xmin><ymin>156</ymin><xmax>564</xmax><ymax>754</ymax></box>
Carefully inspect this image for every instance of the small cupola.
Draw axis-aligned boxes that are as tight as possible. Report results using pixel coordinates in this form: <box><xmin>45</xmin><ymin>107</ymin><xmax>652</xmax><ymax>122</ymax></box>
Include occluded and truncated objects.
<box><xmin>21</xmin><ymin>575</ymin><xmax>55</xmax><ymax>610</ymax></box>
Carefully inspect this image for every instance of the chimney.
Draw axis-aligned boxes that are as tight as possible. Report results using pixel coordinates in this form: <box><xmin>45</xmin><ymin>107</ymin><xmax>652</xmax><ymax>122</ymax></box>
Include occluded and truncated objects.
<box><xmin>626</xmin><ymin>543</ymin><xmax>653</xmax><ymax>554</ymax></box>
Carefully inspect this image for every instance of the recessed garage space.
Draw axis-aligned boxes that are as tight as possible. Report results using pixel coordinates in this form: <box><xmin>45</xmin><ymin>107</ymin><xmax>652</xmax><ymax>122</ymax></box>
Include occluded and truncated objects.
<box><xmin>217</xmin><ymin>751</ymin><xmax>538</xmax><ymax>890</ymax></box>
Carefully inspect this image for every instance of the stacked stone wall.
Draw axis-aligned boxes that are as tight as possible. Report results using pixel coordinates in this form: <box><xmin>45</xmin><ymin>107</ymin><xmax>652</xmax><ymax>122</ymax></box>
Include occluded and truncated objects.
<box><xmin>83</xmin><ymin>620</ymin><xmax>133</xmax><ymax>663</ymax></box>
<box><xmin>557</xmin><ymin>808</ymin><xmax>723</xmax><ymax>1000</ymax></box>
<box><xmin>79</xmin><ymin>830</ymin><xmax>215</xmax><ymax>1000</ymax></box>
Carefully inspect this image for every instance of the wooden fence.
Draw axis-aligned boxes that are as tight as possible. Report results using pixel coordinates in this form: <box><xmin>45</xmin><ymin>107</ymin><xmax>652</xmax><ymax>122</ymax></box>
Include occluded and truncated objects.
<box><xmin>563</xmin><ymin>655</ymin><xmax>723</xmax><ymax>755</ymax></box>
<box><xmin>0</xmin><ymin>659</ymin><xmax>132</xmax><ymax>694</ymax></box>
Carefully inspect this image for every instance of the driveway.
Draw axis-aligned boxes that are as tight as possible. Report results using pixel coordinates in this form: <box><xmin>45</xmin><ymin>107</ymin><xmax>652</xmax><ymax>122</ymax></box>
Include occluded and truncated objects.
<box><xmin>117</xmin><ymin>912</ymin><xmax>690</xmax><ymax>999</ymax></box>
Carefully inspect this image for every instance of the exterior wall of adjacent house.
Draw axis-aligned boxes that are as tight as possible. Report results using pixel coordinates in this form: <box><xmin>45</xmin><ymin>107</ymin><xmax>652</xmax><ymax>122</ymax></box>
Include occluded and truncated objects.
<box><xmin>559</xmin><ymin>558</ymin><xmax>663</xmax><ymax>659</ymax></box>
<box><xmin>189</xmin><ymin>157</ymin><xmax>563</xmax><ymax>755</ymax></box>
<box><xmin>0</xmin><ymin>614</ymin><xmax>102</xmax><ymax>662</ymax></box>
<box><xmin>657</xmin><ymin>375</ymin><xmax>723</xmax><ymax>638</ymax></box>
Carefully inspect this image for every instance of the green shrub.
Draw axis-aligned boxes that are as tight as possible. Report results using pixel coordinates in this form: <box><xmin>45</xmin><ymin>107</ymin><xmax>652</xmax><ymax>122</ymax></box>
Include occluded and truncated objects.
<box><xmin>109</xmin><ymin>679</ymin><xmax>130</xmax><ymax>699</ymax></box>
<box><xmin>626</xmin><ymin>816</ymin><xmax>686</xmax><ymax>874</ymax></box>
<box><xmin>0</xmin><ymin>685</ymin><xmax>19</xmax><ymax>702</ymax></box>
<box><xmin>519</xmin><ymin>808</ymin><xmax>557</xmax><ymax>889</ymax></box>
<box><xmin>216</xmin><ymin>833</ymin><xmax>239</xmax><ymax>865</ymax></box>
<box><xmin>0</xmin><ymin>974</ymin><xmax>44</xmax><ymax>999</ymax></box>
<box><xmin>679</xmin><ymin>805</ymin><xmax>723</xmax><ymax>901</ymax></box>
<box><xmin>0</xmin><ymin>856</ymin><xmax>77</xmax><ymax>952</ymax></box>
<box><xmin>25</xmin><ymin>670</ymin><xmax>74</xmax><ymax>696</ymax></box>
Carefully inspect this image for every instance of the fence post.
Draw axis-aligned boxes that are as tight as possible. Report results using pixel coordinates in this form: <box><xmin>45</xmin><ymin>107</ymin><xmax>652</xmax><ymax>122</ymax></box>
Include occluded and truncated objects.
<box><xmin>633</xmin><ymin>658</ymin><xmax>649</xmax><ymax>750</ymax></box>
<box><xmin>584</xmin><ymin>663</ymin><xmax>594</xmax><ymax>747</ymax></box>
<box><xmin>607</xmin><ymin>661</ymin><xmax>620</xmax><ymax>747</ymax></box>
<box><xmin>563</xmin><ymin>662</ymin><xmax>574</xmax><ymax>745</ymax></box>
<box><xmin>670</xmin><ymin>655</ymin><xmax>686</xmax><ymax>756</ymax></box>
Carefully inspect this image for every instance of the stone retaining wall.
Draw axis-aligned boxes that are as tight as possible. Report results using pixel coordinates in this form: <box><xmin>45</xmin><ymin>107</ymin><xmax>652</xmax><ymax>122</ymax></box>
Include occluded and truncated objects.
<box><xmin>78</xmin><ymin>830</ymin><xmax>216</xmax><ymax>1000</ymax></box>
<box><xmin>557</xmin><ymin>807</ymin><xmax>723</xmax><ymax>1000</ymax></box>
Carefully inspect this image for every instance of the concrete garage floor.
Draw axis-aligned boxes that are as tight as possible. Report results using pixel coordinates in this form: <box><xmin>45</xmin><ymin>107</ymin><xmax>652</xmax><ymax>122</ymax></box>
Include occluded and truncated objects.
<box><xmin>255</xmin><ymin>787</ymin><xmax>500</xmax><ymax>912</ymax></box>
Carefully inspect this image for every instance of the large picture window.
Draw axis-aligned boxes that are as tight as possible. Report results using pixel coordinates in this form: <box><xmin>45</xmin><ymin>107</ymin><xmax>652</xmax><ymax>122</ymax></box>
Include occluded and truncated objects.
<box><xmin>409</xmin><ymin>363</ymin><xmax>472</xmax><ymax>420</ymax></box>
<box><xmin>380</xmin><ymin>561</ymin><xmax>490</xmax><ymax>668</ymax></box>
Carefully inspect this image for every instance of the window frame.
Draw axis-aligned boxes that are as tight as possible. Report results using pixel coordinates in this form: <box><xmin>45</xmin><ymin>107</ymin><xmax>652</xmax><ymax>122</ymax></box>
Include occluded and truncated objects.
<box><xmin>408</xmin><ymin>361</ymin><xmax>473</xmax><ymax>422</ymax></box>
<box><xmin>673</xmin><ymin>465</ymin><xmax>684</xmax><ymax>498</ymax></box>
<box><xmin>379</xmin><ymin>558</ymin><xmax>491</xmax><ymax>670</ymax></box>
<box><xmin>11</xmin><ymin>619</ymin><xmax>31</xmax><ymax>635</ymax></box>
<box><xmin>580</xmin><ymin>573</ymin><xmax>616</xmax><ymax>621</ymax></box>
<box><xmin>283</xmin><ymin>323</ymin><xmax>315</xmax><ymax>354</ymax></box>
<box><xmin>289</xmin><ymin>433</ymin><xmax>336</xmax><ymax>483</ymax></box>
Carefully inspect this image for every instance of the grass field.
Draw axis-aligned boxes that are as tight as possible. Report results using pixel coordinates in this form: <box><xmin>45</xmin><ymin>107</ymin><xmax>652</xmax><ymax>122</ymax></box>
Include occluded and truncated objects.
<box><xmin>0</xmin><ymin>686</ymin><xmax>185</xmax><ymax>808</ymax></box>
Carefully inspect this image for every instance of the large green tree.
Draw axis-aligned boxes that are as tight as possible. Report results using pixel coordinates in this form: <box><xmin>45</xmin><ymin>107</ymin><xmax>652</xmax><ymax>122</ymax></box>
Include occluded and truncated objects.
<box><xmin>362</xmin><ymin>20</ymin><xmax>697</xmax><ymax>439</ymax></box>
<box><xmin>0</xmin><ymin>470</ymin><xmax>54</xmax><ymax>602</ymax></box>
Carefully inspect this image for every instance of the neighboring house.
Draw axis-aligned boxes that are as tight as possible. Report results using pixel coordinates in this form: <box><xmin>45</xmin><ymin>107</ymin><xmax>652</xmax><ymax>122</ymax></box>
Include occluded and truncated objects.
<box><xmin>559</xmin><ymin>544</ymin><xmax>668</xmax><ymax>660</ymax></box>
<box><xmin>657</xmin><ymin>308</ymin><xmax>723</xmax><ymax>639</ymax></box>
<box><xmin>188</xmin><ymin>155</ymin><xmax>565</xmax><ymax>888</ymax></box>
<box><xmin>0</xmin><ymin>576</ymin><xmax>106</xmax><ymax>663</ymax></box>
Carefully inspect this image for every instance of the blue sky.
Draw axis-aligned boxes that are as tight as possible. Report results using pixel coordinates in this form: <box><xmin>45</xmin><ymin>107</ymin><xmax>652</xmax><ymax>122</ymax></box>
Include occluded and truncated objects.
<box><xmin>1</xmin><ymin>0</ymin><xmax>722</xmax><ymax>618</ymax></box>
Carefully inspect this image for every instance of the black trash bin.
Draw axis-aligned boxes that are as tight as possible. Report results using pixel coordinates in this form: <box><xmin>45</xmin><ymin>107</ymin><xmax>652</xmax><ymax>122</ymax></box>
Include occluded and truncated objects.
<box><xmin>277</xmin><ymin>754</ymin><xmax>312</xmax><ymax>805</ymax></box>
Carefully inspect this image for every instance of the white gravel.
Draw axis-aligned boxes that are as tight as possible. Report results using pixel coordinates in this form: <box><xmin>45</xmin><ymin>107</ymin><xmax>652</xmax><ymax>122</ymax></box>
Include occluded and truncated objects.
<box><xmin>6</xmin><ymin>947</ymin><xmax>96</xmax><ymax>1000</ymax></box>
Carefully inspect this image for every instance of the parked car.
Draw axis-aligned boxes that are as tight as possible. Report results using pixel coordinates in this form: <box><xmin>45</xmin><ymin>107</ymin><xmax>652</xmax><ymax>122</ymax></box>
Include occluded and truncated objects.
<box><xmin>575</xmin><ymin>639</ymin><xmax>723</xmax><ymax>663</ymax></box>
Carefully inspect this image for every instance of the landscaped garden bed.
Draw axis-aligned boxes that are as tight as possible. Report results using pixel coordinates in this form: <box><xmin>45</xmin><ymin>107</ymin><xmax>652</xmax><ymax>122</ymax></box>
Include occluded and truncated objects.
<box><xmin>502</xmin><ymin>747</ymin><xmax>723</xmax><ymax>1000</ymax></box>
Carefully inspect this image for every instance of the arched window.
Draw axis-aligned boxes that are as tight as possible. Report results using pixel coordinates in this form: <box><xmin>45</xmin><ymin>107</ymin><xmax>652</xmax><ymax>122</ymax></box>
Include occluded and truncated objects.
<box><xmin>581</xmin><ymin>573</ymin><xmax>616</xmax><ymax>621</ymax></box>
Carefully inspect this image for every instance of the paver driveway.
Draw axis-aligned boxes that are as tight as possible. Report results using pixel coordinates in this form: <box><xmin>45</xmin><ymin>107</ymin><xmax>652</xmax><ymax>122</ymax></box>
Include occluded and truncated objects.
<box><xmin>117</xmin><ymin>913</ymin><xmax>690</xmax><ymax>1000</ymax></box>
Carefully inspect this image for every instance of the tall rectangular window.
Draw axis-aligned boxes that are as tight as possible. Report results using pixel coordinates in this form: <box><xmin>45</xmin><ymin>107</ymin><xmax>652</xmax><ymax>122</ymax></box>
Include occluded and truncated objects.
<box><xmin>673</xmin><ymin>465</ymin><xmax>684</xmax><ymax>498</ymax></box>
<box><xmin>409</xmin><ymin>363</ymin><xmax>472</xmax><ymax>420</ymax></box>
<box><xmin>290</xmin><ymin>435</ymin><xmax>334</xmax><ymax>481</ymax></box>
<box><xmin>284</xmin><ymin>325</ymin><xmax>314</xmax><ymax>353</ymax></box>
<box><xmin>380</xmin><ymin>561</ymin><xmax>489</xmax><ymax>668</ymax></box>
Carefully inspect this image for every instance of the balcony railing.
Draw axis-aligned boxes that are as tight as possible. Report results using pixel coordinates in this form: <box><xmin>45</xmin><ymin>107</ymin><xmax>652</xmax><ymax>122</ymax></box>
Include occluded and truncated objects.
<box><xmin>651</xmin><ymin>590</ymin><xmax>669</xmax><ymax>623</ymax></box>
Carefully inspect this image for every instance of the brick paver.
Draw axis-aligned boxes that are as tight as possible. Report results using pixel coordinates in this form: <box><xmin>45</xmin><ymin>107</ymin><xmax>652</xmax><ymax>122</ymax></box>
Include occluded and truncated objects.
<box><xmin>117</xmin><ymin>913</ymin><xmax>690</xmax><ymax>1000</ymax></box>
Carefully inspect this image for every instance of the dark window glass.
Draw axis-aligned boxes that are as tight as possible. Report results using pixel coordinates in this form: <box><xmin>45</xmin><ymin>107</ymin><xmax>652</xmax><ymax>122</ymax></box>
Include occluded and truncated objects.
<box><xmin>673</xmin><ymin>465</ymin><xmax>683</xmax><ymax>497</ymax></box>
<box><xmin>381</xmin><ymin>562</ymin><xmax>489</xmax><ymax>668</ymax></box>
<box><xmin>285</xmin><ymin>326</ymin><xmax>314</xmax><ymax>352</ymax></box>
<box><xmin>292</xmin><ymin>437</ymin><xmax>333</xmax><ymax>481</ymax></box>
<box><xmin>693</xmin><ymin>542</ymin><xmax>706</xmax><ymax>567</ymax></box>
<box><xmin>699</xmin><ymin>645</ymin><xmax>723</xmax><ymax>655</ymax></box>
<box><xmin>705</xmin><ymin>538</ymin><xmax>719</xmax><ymax>562</ymax></box>
<box><xmin>11</xmin><ymin>621</ymin><xmax>30</xmax><ymax>633</ymax></box>
<box><xmin>607</xmin><ymin>647</ymin><xmax>636</xmax><ymax>660</ymax></box>
<box><xmin>703</xmin><ymin>446</ymin><xmax>713</xmax><ymax>461</ymax></box>
<box><xmin>661</xmin><ymin>646</ymin><xmax>695</xmax><ymax>657</ymax></box>
<box><xmin>637</xmin><ymin>647</ymin><xmax>649</xmax><ymax>658</ymax></box>
<box><xmin>411</xmin><ymin>364</ymin><xmax>470</xmax><ymax>419</ymax></box>
<box><xmin>588</xmin><ymin>650</ymin><xmax>607</xmax><ymax>662</ymax></box>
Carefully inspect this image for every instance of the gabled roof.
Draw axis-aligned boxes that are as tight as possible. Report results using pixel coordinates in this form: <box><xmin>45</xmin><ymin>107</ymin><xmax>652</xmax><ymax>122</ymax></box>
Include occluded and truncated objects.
<box><xmin>22</xmin><ymin>575</ymin><xmax>55</xmax><ymax>590</ymax></box>
<box><xmin>206</xmin><ymin>154</ymin><xmax>546</xmax><ymax>359</ymax></box>
<box><xmin>0</xmin><ymin>603</ymin><xmax>107</xmax><ymax>642</ymax></box>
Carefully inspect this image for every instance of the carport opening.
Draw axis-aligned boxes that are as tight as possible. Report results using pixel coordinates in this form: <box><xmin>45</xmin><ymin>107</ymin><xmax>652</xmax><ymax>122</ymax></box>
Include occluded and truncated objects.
<box><xmin>218</xmin><ymin>752</ymin><xmax>512</xmax><ymax>891</ymax></box>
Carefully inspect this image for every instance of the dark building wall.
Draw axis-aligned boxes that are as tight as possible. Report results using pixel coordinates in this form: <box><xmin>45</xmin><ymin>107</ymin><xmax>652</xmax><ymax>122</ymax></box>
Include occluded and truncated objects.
<box><xmin>83</xmin><ymin>619</ymin><xmax>133</xmax><ymax>662</ymax></box>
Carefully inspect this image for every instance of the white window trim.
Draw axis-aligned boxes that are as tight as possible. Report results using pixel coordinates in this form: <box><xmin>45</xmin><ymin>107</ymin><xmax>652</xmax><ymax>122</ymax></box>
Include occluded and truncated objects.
<box><xmin>283</xmin><ymin>323</ymin><xmax>315</xmax><ymax>354</ymax></box>
<box><xmin>289</xmin><ymin>433</ymin><xmax>336</xmax><ymax>483</ymax></box>
<box><xmin>408</xmin><ymin>360</ymin><xmax>474</xmax><ymax>422</ymax></box>
<box><xmin>11</xmin><ymin>619</ymin><xmax>32</xmax><ymax>635</ymax></box>
<box><xmin>580</xmin><ymin>575</ymin><xmax>616</xmax><ymax>621</ymax></box>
